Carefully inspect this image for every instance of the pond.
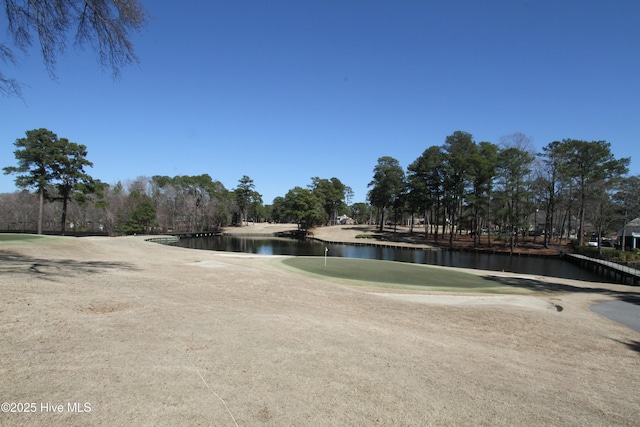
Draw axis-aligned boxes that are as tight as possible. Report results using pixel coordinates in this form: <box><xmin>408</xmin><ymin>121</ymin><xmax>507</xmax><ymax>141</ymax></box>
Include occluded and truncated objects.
<box><xmin>177</xmin><ymin>235</ymin><xmax>604</xmax><ymax>282</ymax></box>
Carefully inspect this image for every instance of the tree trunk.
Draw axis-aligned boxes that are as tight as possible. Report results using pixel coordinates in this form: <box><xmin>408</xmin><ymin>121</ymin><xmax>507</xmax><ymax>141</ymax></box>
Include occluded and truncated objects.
<box><xmin>578</xmin><ymin>199</ymin><xmax>586</xmax><ymax>246</ymax></box>
<box><xmin>543</xmin><ymin>211</ymin><xmax>550</xmax><ymax>249</ymax></box>
<box><xmin>424</xmin><ymin>208</ymin><xmax>429</xmax><ymax>239</ymax></box>
<box><xmin>510</xmin><ymin>224</ymin><xmax>515</xmax><ymax>256</ymax></box>
<box><xmin>486</xmin><ymin>192</ymin><xmax>492</xmax><ymax>248</ymax></box>
<box><xmin>448</xmin><ymin>210</ymin><xmax>455</xmax><ymax>248</ymax></box>
<box><xmin>565</xmin><ymin>185</ymin><xmax>573</xmax><ymax>244</ymax></box>
<box><xmin>434</xmin><ymin>199</ymin><xmax>441</xmax><ymax>243</ymax></box>
<box><xmin>37</xmin><ymin>187</ymin><xmax>44</xmax><ymax>235</ymax></box>
<box><xmin>60</xmin><ymin>196</ymin><xmax>68</xmax><ymax>235</ymax></box>
<box><xmin>473</xmin><ymin>203</ymin><xmax>479</xmax><ymax>247</ymax></box>
<box><xmin>560</xmin><ymin>210</ymin><xmax>568</xmax><ymax>245</ymax></box>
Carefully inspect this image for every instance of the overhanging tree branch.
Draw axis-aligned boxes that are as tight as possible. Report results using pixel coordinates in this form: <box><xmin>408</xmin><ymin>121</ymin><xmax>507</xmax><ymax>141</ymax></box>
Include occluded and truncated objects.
<box><xmin>1</xmin><ymin>0</ymin><xmax>147</xmax><ymax>95</ymax></box>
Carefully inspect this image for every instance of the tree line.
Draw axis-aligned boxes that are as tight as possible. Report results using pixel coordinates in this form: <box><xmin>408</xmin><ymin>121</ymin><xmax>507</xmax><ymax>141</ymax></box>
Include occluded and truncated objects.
<box><xmin>367</xmin><ymin>131</ymin><xmax>637</xmax><ymax>251</ymax></box>
<box><xmin>3</xmin><ymin>128</ymin><xmax>638</xmax><ymax>250</ymax></box>
<box><xmin>0</xmin><ymin>128</ymin><xmax>356</xmax><ymax>234</ymax></box>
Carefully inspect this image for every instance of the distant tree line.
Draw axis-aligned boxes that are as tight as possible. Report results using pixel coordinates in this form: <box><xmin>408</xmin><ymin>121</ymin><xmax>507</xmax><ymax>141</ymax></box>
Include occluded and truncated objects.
<box><xmin>2</xmin><ymin>128</ymin><xmax>638</xmax><ymax>246</ymax></box>
<box><xmin>0</xmin><ymin>129</ymin><xmax>357</xmax><ymax>234</ymax></box>
<box><xmin>0</xmin><ymin>172</ymin><xmax>356</xmax><ymax>235</ymax></box>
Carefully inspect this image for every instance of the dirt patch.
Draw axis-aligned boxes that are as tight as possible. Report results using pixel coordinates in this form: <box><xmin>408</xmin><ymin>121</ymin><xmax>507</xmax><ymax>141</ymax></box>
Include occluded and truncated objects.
<box><xmin>79</xmin><ymin>301</ymin><xmax>139</xmax><ymax>315</ymax></box>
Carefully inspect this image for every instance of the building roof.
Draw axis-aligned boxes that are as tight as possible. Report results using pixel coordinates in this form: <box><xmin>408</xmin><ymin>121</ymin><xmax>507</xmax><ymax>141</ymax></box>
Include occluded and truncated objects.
<box><xmin>626</xmin><ymin>217</ymin><xmax>640</xmax><ymax>227</ymax></box>
<box><xmin>619</xmin><ymin>217</ymin><xmax>640</xmax><ymax>235</ymax></box>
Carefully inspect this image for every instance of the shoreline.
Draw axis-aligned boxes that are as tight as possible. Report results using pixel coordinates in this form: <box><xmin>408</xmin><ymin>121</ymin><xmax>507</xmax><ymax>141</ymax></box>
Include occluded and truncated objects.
<box><xmin>223</xmin><ymin>223</ymin><xmax>564</xmax><ymax>256</ymax></box>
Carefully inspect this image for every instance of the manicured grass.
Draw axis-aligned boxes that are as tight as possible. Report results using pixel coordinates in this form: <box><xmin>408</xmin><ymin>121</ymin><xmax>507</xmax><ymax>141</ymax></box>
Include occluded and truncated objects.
<box><xmin>281</xmin><ymin>256</ymin><xmax>498</xmax><ymax>290</ymax></box>
<box><xmin>0</xmin><ymin>234</ymin><xmax>45</xmax><ymax>242</ymax></box>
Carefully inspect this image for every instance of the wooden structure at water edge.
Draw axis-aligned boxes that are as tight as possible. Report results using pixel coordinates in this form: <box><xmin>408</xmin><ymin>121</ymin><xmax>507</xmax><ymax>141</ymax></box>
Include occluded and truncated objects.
<box><xmin>145</xmin><ymin>236</ymin><xmax>180</xmax><ymax>245</ymax></box>
<box><xmin>563</xmin><ymin>253</ymin><xmax>640</xmax><ymax>285</ymax></box>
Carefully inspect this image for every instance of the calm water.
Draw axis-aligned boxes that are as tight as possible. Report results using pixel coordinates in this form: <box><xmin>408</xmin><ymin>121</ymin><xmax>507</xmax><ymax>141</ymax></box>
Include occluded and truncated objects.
<box><xmin>177</xmin><ymin>235</ymin><xmax>604</xmax><ymax>282</ymax></box>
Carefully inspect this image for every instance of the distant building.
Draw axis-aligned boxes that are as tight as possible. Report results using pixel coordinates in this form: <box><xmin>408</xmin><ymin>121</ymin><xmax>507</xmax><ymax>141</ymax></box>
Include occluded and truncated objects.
<box><xmin>337</xmin><ymin>214</ymin><xmax>354</xmax><ymax>225</ymax></box>
<box><xmin>618</xmin><ymin>217</ymin><xmax>640</xmax><ymax>250</ymax></box>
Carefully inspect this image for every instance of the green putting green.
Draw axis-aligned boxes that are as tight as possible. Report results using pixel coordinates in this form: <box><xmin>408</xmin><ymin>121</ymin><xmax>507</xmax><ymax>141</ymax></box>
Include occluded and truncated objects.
<box><xmin>0</xmin><ymin>234</ymin><xmax>45</xmax><ymax>242</ymax></box>
<box><xmin>280</xmin><ymin>256</ymin><xmax>498</xmax><ymax>290</ymax></box>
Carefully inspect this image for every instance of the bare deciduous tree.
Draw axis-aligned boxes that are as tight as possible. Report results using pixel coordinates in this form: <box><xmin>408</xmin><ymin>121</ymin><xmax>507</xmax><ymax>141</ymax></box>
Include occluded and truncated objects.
<box><xmin>2</xmin><ymin>0</ymin><xmax>147</xmax><ymax>96</ymax></box>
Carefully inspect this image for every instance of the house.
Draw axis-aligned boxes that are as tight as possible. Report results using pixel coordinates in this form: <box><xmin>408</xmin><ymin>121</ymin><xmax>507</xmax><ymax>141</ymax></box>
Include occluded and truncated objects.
<box><xmin>337</xmin><ymin>214</ymin><xmax>354</xmax><ymax>225</ymax></box>
<box><xmin>618</xmin><ymin>217</ymin><xmax>640</xmax><ymax>250</ymax></box>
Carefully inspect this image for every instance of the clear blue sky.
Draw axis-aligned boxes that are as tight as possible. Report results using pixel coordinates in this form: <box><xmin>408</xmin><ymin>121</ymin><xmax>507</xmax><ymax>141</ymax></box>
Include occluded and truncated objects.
<box><xmin>2</xmin><ymin>0</ymin><xmax>638</xmax><ymax>204</ymax></box>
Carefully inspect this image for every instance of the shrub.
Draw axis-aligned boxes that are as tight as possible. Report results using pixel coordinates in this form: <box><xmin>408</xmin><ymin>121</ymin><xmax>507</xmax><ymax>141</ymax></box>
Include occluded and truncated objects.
<box><xmin>569</xmin><ymin>239</ymin><xmax>581</xmax><ymax>251</ymax></box>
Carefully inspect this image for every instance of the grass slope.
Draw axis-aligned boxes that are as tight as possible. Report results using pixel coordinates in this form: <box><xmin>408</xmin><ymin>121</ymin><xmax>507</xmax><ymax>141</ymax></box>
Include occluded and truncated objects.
<box><xmin>0</xmin><ymin>234</ymin><xmax>45</xmax><ymax>242</ymax></box>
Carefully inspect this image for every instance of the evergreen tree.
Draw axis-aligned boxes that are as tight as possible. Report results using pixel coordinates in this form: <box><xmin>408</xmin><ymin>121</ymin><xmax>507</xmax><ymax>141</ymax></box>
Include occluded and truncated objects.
<box><xmin>3</xmin><ymin>128</ymin><xmax>94</xmax><ymax>234</ymax></box>
<box><xmin>367</xmin><ymin>156</ymin><xmax>406</xmax><ymax>231</ymax></box>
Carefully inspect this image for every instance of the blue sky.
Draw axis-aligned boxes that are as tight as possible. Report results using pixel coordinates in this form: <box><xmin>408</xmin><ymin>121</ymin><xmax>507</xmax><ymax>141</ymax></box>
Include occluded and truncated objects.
<box><xmin>2</xmin><ymin>0</ymin><xmax>639</xmax><ymax>204</ymax></box>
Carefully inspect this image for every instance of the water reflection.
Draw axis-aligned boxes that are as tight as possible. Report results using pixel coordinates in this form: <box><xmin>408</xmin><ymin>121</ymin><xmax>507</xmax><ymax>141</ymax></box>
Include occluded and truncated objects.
<box><xmin>178</xmin><ymin>235</ymin><xmax>603</xmax><ymax>282</ymax></box>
